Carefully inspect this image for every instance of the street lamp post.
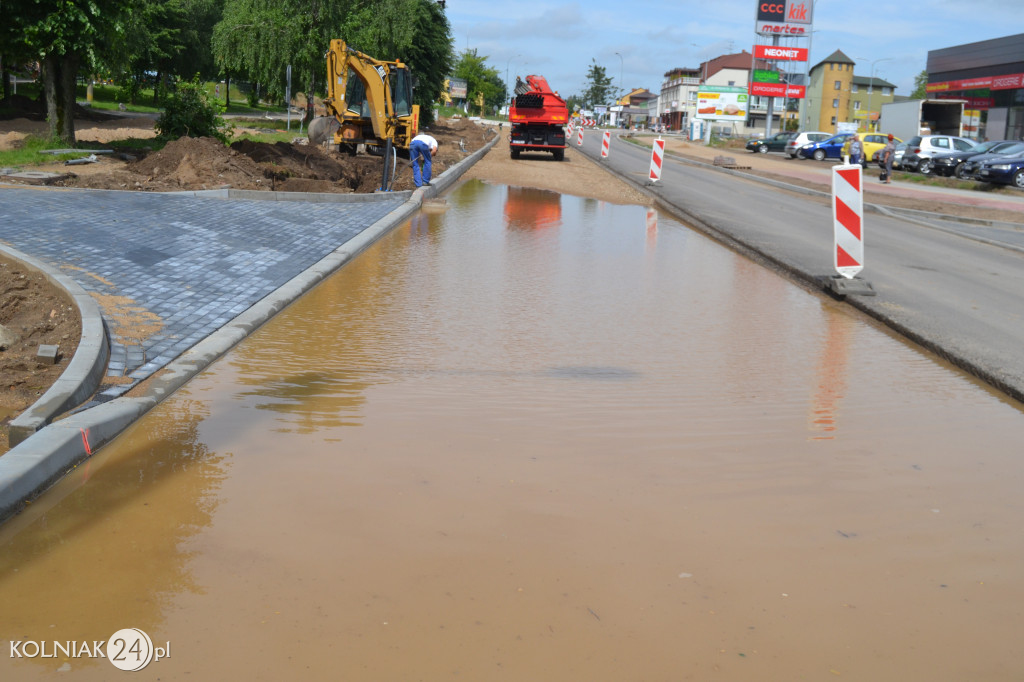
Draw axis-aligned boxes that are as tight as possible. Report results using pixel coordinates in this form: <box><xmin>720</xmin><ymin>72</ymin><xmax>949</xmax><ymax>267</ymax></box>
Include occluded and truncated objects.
<box><xmin>614</xmin><ymin>51</ymin><xmax>624</xmax><ymax>128</ymax></box>
<box><xmin>505</xmin><ymin>53</ymin><xmax>521</xmax><ymax>120</ymax></box>
<box><xmin>856</xmin><ymin>56</ymin><xmax>894</xmax><ymax>132</ymax></box>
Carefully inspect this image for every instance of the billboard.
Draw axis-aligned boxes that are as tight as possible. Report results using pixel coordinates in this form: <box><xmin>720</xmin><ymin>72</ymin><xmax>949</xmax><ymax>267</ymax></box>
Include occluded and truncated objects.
<box><xmin>449</xmin><ymin>78</ymin><xmax>467</xmax><ymax>98</ymax></box>
<box><xmin>755</xmin><ymin>0</ymin><xmax>813</xmax><ymax>35</ymax></box>
<box><xmin>696</xmin><ymin>87</ymin><xmax>748</xmax><ymax>121</ymax></box>
<box><xmin>754</xmin><ymin>45</ymin><xmax>808</xmax><ymax>61</ymax></box>
<box><xmin>749</xmin><ymin>82</ymin><xmax>806</xmax><ymax>98</ymax></box>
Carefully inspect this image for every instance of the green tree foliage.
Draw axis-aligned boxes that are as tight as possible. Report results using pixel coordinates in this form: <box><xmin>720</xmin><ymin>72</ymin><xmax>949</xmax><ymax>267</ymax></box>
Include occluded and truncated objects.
<box><xmin>3</xmin><ymin>0</ymin><xmax>131</xmax><ymax>143</ymax></box>
<box><xmin>108</xmin><ymin>0</ymin><xmax>223</xmax><ymax>103</ymax></box>
<box><xmin>910</xmin><ymin>69</ymin><xmax>928</xmax><ymax>99</ymax></box>
<box><xmin>581</xmin><ymin>60</ymin><xmax>614</xmax><ymax>109</ymax></box>
<box><xmin>213</xmin><ymin>0</ymin><xmax>451</xmax><ymax>123</ymax></box>
<box><xmin>453</xmin><ymin>49</ymin><xmax>503</xmax><ymax>115</ymax></box>
<box><xmin>155</xmin><ymin>77</ymin><xmax>229</xmax><ymax>141</ymax></box>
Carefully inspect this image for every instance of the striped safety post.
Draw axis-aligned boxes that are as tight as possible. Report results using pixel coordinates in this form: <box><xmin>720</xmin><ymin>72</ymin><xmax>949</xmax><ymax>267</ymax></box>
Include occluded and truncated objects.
<box><xmin>649</xmin><ymin>137</ymin><xmax>665</xmax><ymax>182</ymax></box>
<box><xmin>577</xmin><ymin>126</ymin><xmax>583</xmax><ymax>146</ymax></box>
<box><xmin>601</xmin><ymin>130</ymin><xmax>610</xmax><ymax>158</ymax></box>
<box><xmin>832</xmin><ymin>164</ymin><xmax>864</xmax><ymax>278</ymax></box>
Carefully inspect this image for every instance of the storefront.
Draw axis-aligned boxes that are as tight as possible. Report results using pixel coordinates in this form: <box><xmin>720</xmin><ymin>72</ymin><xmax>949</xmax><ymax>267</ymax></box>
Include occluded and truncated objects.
<box><xmin>926</xmin><ymin>33</ymin><xmax>1024</xmax><ymax>141</ymax></box>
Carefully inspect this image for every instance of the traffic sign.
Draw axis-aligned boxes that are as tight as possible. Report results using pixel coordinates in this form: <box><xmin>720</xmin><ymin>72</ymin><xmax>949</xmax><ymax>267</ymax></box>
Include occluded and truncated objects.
<box><xmin>832</xmin><ymin>164</ymin><xmax>863</xmax><ymax>278</ymax></box>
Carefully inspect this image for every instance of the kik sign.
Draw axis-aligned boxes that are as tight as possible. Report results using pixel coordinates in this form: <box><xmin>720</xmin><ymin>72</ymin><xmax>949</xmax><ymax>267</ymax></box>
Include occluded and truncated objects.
<box><xmin>755</xmin><ymin>0</ymin><xmax>813</xmax><ymax>35</ymax></box>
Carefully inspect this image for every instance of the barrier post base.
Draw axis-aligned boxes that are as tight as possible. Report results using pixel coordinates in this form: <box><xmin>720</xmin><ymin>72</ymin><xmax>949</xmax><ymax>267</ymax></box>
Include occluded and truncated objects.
<box><xmin>824</xmin><ymin>275</ymin><xmax>876</xmax><ymax>298</ymax></box>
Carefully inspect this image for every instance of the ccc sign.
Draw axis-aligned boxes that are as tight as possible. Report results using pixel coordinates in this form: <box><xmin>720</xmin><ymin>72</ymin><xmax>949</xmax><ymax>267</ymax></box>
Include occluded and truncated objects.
<box><xmin>757</xmin><ymin>2</ymin><xmax>785</xmax><ymax>20</ymax></box>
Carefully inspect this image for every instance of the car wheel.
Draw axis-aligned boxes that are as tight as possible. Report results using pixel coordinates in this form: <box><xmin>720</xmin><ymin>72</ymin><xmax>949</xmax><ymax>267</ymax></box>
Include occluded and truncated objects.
<box><xmin>919</xmin><ymin>159</ymin><xmax>933</xmax><ymax>175</ymax></box>
<box><xmin>758</xmin><ymin>145</ymin><xmax>768</xmax><ymax>154</ymax></box>
<box><xmin>1014</xmin><ymin>169</ymin><xmax>1024</xmax><ymax>189</ymax></box>
<box><xmin>813</xmin><ymin>149</ymin><xmax>826</xmax><ymax>161</ymax></box>
<box><xmin>788</xmin><ymin>153</ymin><xmax>797</xmax><ymax>159</ymax></box>
<box><xmin>955</xmin><ymin>162</ymin><xmax>972</xmax><ymax>180</ymax></box>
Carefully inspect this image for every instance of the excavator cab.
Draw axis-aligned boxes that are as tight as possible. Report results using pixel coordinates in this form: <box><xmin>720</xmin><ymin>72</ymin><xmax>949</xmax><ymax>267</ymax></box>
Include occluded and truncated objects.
<box><xmin>324</xmin><ymin>40</ymin><xmax>420</xmax><ymax>153</ymax></box>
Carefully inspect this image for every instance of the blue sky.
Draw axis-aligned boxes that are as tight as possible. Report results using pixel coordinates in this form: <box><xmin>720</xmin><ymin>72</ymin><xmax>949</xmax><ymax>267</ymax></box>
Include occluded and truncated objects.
<box><xmin>444</xmin><ymin>0</ymin><xmax>1024</xmax><ymax>98</ymax></box>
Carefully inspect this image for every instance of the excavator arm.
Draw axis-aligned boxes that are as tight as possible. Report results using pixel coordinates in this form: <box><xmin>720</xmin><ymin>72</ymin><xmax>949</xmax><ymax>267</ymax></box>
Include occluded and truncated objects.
<box><xmin>323</xmin><ymin>39</ymin><xmax>420</xmax><ymax>150</ymax></box>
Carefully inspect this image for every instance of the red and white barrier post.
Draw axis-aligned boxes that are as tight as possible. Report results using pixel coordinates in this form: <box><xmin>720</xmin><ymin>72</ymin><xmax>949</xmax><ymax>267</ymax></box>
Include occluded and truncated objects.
<box><xmin>649</xmin><ymin>137</ymin><xmax>665</xmax><ymax>182</ymax></box>
<box><xmin>601</xmin><ymin>130</ymin><xmax>610</xmax><ymax>158</ymax></box>
<box><xmin>832</xmin><ymin>164</ymin><xmax>863</xmax><ymax>279</ymax></box>
<box><xmin>577</xmin><ymin>126</ymin><xmax>584</xmax><ymax>146</ymax></box>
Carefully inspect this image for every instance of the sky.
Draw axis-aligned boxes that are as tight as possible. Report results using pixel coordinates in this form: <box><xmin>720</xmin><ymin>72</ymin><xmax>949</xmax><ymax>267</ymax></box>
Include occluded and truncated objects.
<box><xmin>443</xmin><ymin>0</ymin><xmax>1024</xmax><ymax>99</ymax></box>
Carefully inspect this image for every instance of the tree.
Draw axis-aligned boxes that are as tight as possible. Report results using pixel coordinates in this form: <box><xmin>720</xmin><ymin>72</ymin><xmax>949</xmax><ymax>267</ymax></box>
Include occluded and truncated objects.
<box><xmin>581</xmin><ymin>60</ymin><xmax>614</xmax><ymax>109</ymax></box>
<box><xmin>4</xmin><ymin>0</ymin><xmax>130</xmax><ymax>144</ymax></box>
<box><xmin>910</xmin><ymin>69</ymin><xmax>928</xmax><ymax>99</ymax></box>
<box><xmin>453</xmin><ymin>49</ymin><xmax>503</xmax><ymax>115</ymax></box>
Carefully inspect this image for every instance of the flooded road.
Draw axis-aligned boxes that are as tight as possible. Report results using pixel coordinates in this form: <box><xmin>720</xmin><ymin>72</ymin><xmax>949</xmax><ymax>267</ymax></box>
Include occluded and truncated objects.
<box><xmin>2</xmin><ymin>179</ymin><xmax>1023</xmax><ymax>680</ymax></box>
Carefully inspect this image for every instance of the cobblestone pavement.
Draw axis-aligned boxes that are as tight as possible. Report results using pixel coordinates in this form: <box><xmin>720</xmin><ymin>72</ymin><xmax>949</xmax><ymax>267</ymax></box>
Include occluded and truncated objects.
<box><xmin>0</xmin><ymin>187</ymin><xmax>404</xmax><ymax>401</ymax></box>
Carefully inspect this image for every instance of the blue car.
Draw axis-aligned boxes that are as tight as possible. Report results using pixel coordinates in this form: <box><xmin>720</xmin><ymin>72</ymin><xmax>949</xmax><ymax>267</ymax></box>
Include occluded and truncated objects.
<box><xmin>797</xmin><ymin>132</ymin><xmax>855</xmax><ymax>161</ymax></box>
<box><xmin>976</xmin><ymin>155</ymin><xmax>1024</xmax><ymax>189</ymax></box>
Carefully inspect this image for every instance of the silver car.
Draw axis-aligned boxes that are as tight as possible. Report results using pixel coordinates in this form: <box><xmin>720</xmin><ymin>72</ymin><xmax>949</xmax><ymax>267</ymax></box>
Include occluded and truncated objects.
<box><xmin>785</xmin><ymin>131</ymin><xmax>831</xmax><ymax>158</ymax></box>
<box><xmin>902</xmin><ymin>135</ymin><xmax>978</xmax><ymax>174</ymax></box>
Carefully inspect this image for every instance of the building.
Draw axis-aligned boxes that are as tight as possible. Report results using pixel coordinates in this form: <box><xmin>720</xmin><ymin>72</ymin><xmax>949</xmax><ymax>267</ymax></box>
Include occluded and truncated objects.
<box><xmin>926</xmin><ymin>33</ymin><xmax>1024</xmax><ymax>141</ymax></box>
<box><xmin>611</xmin><ymin>88</ymin><xmax>658</xmax><ymax>129</ymax></box>
<box><xmin>658</xmin><ymin>68</ymin><xmax>701</xmax><ymax>132</ymax></box>
<box><xmin>850</xmin><ymin>75</ymin><xmax>896</xmax><ymax>132</ymax></box>
<box><xmin>802</xmin><ymin>49</ymin><xmax>856</xmax><ymax>133</ymax></box>
<box><xmin>699</xmin><ymin>50</ymin><xmax>787</xmax><ymax>133</ymax></box>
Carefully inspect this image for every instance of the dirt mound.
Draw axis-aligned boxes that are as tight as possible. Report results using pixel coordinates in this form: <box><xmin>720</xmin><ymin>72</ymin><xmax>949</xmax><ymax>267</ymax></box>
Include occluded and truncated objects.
<box><xmin>19</xmin><ymin>115</ymin><xmax>495</xmax><ymax>193</ymax></box>
<box><xmin>130</xmin><ymin>136</ymin><xmax>267</xmax><ymax>189</ymax></box>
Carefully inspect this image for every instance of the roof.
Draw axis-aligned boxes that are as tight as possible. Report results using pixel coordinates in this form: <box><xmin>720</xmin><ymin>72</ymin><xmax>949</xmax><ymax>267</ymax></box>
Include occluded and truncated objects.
<box><xmin>702</xmin><ymin>50</ymin><xmax>771</xmax><ymax>80</ymax></box>
<box><xmin>852</xmin><ymin>75</ymin><xmax>896</xmax><ymax>88</ymax></box>
<box><xmin>811</xmin><ymin>49</ymin><xmax>856</xmax><ymax>72</ymax></box>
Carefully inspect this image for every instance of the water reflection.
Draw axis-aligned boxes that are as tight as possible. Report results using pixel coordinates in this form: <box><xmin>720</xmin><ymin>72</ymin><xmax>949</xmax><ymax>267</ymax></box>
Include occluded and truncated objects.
<box><xmin>504</xmin><ymin>186</ymin><xmax>562</xmax><ymax>230</ymax></box>
<box><xmin>0</xmin><ymin>397</ymin><xmax>225</xmax><ymax>673</ymax></box>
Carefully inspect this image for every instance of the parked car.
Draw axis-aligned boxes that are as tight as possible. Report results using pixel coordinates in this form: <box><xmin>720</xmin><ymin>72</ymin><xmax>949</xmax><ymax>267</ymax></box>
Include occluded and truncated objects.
<box><xmin>976</xmin><ymin>154</ymin><xmax>1024</xmax><ymax>189</ymax></box>
<box><xmin>797</xmin><ymin>132</ymin><xmax>855</xmax><ymax>161</ymax></box>
<box><xmin>840</xmin><ymin>133</ymin><xmax>904</xmax><ymax>165</ymax></box>
<box><xmin>901</xmin><ymin>135</ymin><xmax>978</xmax><ymax>174</ymax></box>
<box><xmin>928</xmin><ymin>140</ymin><xmax>1019</xmax><ymax>178</ymax></box>
<box><xmin>746</xmin><ymin>131</ymin><xmax>797</xmax><ymax>154</ymax></box>
<box><xmin>950</xmin><ymin>141</ymin><xmax>1024</xmax><ymax>180</ymax></box>
<box><xmin>784</xmin><ymin>131</ymin><xmax>830</xmax><ymax>158</ymax></box>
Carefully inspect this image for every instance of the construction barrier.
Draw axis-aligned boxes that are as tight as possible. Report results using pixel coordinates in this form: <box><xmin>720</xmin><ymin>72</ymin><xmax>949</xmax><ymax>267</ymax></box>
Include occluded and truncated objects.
<box><xmin>577</xmin><ymin>127</ymin><xmax>583</xmax><ymax>146</ymax></box>
<box><xmin>601</xmin><ymin>131</ymin><xmax>610</xmax><ymax>158</ymax></box>
<box><xmin>649</xmin><ymin>138</ymin><xmax>665</xmax><ymax>182</ymax></box>
<box><xmin>832</xmin><ymin>164</ymin><xmax>864</xmax><ymax>278</ymax></box>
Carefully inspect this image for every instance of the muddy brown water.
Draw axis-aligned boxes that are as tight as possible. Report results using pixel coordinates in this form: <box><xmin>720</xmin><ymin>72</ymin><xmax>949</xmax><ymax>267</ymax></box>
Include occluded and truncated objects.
<box><xmin>2</xmin><ymin>180</ymin><xmax>1023</xmax><ymax>680</ymax></box>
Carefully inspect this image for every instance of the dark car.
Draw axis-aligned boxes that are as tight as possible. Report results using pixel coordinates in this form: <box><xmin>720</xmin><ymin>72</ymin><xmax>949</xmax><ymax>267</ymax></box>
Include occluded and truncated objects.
<box><xmin>797</xmin><ymin>132</ymin><xmax>854</xmax><ymax>161</ymax></box>
<box><xmin>958</xmin><ymin>141</ymin><xmax>1024</xmax><ymax>180</ymax></box>
<box><xmin>976</xmin><ymin>153</ymin><xmax>1024</xmax><ymax>188</ymax></box>
<box><xmin>930</xmin><ymin>140</ymin><xmax>1021</xmax><ymax>179</ymax></box>
<box><xmin>746</xmin><ymin>131</ymin><xmax>797</xmax><ymax>154</ymax></box>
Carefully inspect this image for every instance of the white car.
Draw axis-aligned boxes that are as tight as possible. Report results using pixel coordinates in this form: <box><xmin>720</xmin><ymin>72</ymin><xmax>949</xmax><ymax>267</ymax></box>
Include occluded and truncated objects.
<box><xmin>901</xmin><ymin>135</ymin><xmax>978</xmax><ymax>174</ymax></box>
<box><xmin>785</xmin><ymin>131</ymin><xmax>831</xmax><ymax>158</ymax></box>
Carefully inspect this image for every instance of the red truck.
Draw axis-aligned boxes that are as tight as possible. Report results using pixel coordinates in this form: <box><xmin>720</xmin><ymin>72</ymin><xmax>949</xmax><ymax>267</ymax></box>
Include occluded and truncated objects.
<box><xmin>509</xmin><ymin>75</ymin><xmax>568</xmax><ymax>161</ymax></box>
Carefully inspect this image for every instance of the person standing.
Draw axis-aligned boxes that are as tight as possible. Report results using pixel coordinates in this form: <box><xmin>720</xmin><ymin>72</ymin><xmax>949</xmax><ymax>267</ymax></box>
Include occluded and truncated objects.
<box><xmin>880</xmin><ymin>133</ymin><xmax>896</xmax><ymax>183</ymax></box>
<box><xmin>849</xmin><ymin>134</ymin><xmax>863</xmax><ymax>166</ymax></box>
<box><xmin>410</xmin><ymin>133</ymin><xmax>438</xmax><ymax>187</ymax></box>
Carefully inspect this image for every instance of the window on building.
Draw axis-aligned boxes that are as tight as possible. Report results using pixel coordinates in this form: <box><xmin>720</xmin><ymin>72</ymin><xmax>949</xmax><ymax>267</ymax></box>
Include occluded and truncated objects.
<box><xmin>833</xmin><ymin>98</ymin><xmax>839</xmax><ymax>108</ymax></box>
<box><xmin>854</xmin><ymin>101</ymin><xmax>861</xmax><ymax>111</ymax></box>
<box><xmin>830</xmin><ymin>63</ymin><xmax>834</xmax><ymax>71</ymax></box>
<box><xmin>834</xmin><ymin>81</ymin><xmax>841</xmax><ymax>90</ymax></box>
<box><xmin>882</xmin><ymin>87</ymin><xmax>891</xmax><ymax>96</ymax></box>
<box><xmin>852</xmin><ymin>84</ymin><xmax>859</xmax><ymax>93</ymax></box>
<box><xmin>831</xmin><ymin>116</ymin><xmax>837</xmax><ymax>125</ymax></box>
<box><xmin>728</xmin><ymin>80</ymin><xmax>735</xmax><ymax>86</ymax></box>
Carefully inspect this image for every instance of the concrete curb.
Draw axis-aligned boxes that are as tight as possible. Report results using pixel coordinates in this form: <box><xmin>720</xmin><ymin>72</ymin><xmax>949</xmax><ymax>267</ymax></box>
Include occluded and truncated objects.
<box><xmin>0</xmin><ymin>129</ymin><xmax>500</xmax><ymax>525</ymax></box>
<box><xmin>0</xmin><ymin>245</ymin><xmax>110</xmax><ymax>446</ymax></box>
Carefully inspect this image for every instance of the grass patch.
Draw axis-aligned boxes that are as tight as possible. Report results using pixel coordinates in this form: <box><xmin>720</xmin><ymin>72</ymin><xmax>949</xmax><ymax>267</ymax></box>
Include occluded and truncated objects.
<box><xmin>0</xmin><ymin>134</ymin><xmax>92</xmax><ymax>166</ymax></box>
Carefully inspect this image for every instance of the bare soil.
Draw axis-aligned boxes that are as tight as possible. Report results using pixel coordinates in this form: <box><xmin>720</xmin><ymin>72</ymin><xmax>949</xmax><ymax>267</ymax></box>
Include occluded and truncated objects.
<box><xmin>0</xmin><ymin>254</ymin><xmax>81</xmax><ymax>453</ymax></box>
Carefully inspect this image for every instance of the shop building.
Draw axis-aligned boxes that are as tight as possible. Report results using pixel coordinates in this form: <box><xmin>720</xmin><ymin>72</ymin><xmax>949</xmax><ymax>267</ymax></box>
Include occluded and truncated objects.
<box><xmin>926</xmin><ymin>33</ymin><xmax>1024</xmax><ymax>141</ymax></box>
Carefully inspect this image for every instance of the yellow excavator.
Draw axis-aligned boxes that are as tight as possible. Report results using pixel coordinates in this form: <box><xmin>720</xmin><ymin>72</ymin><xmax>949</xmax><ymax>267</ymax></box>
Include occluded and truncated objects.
<box><xmin>323</xmin><ymin>39</ymin><xmax>420</xmax><ymax>155</ymax></box>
